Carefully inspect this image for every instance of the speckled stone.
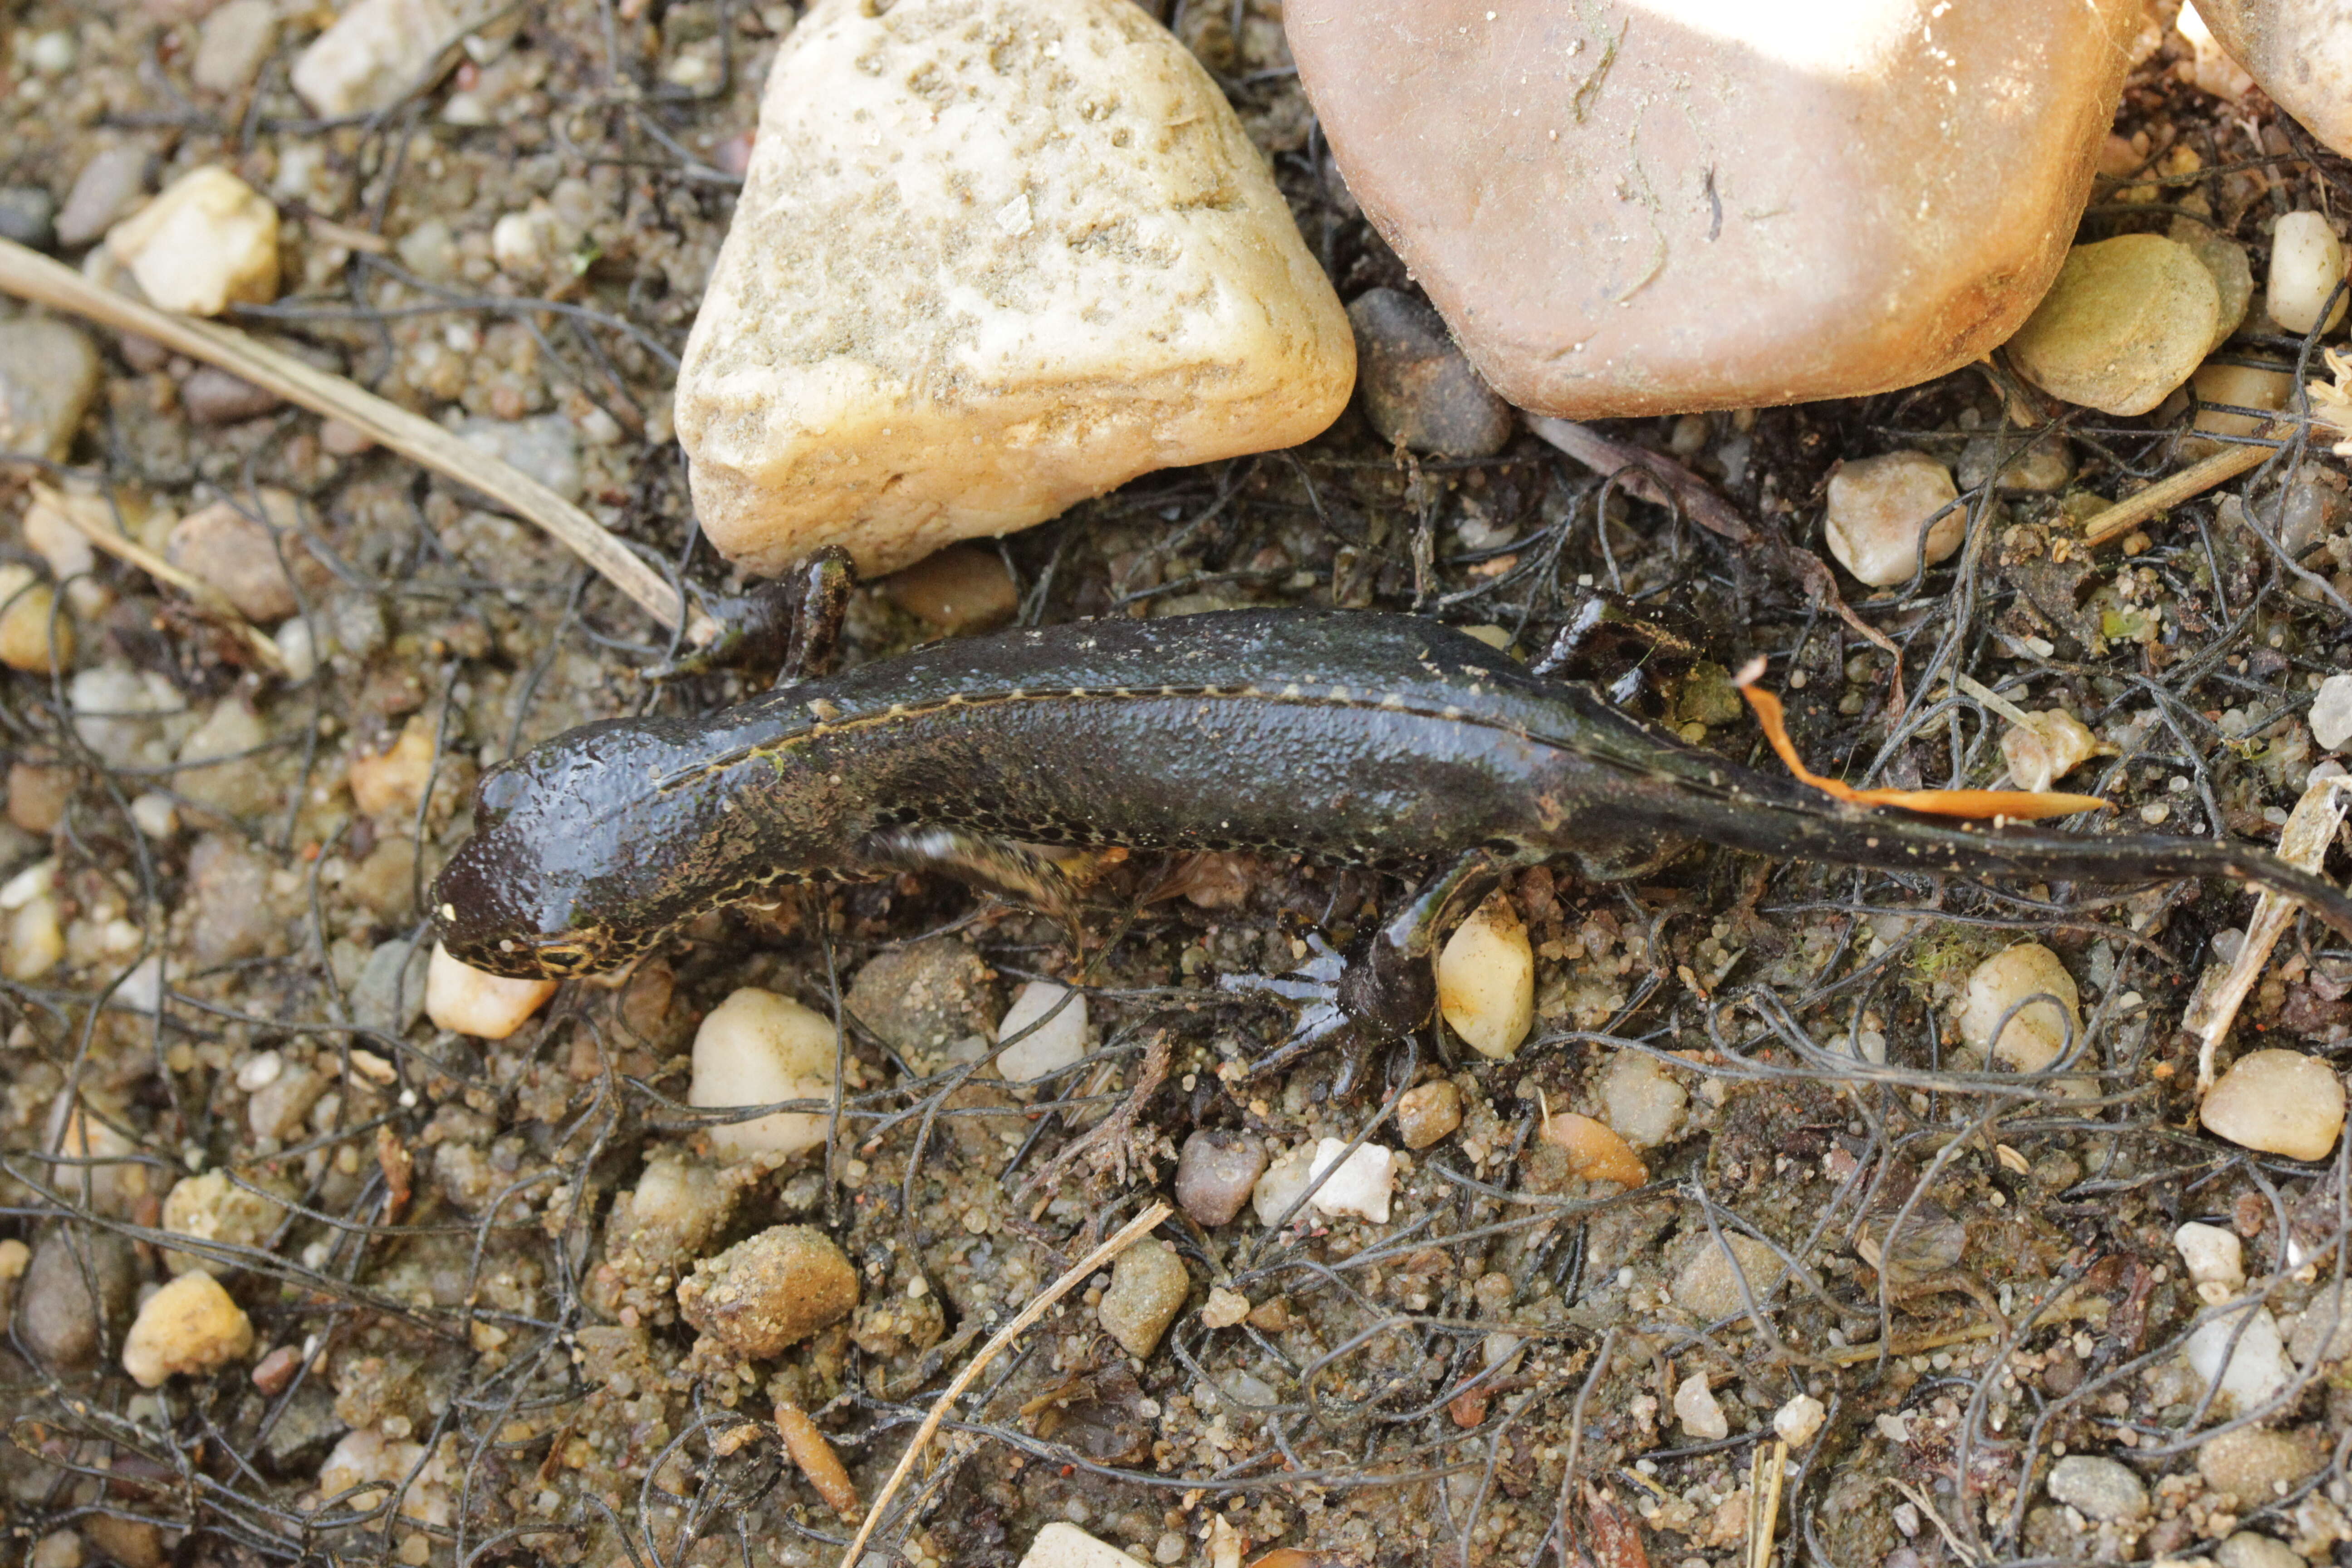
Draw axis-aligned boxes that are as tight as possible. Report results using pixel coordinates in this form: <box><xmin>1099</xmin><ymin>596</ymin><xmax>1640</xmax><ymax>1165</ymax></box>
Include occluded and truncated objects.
<box><xmin>676</xmin><ymin>1225</ymin><xmax>858</xmax><ymax>1358</ymax></box>
<box><xmin>1174</xmin><ymin>1130</ymin><xmax>1267</xmax><ymax>1227</ymax></box>
<box><xmin>1096</xmin><ymin>1238</ymin><xmax>1188</xmax><ymax>1359</ymax></box>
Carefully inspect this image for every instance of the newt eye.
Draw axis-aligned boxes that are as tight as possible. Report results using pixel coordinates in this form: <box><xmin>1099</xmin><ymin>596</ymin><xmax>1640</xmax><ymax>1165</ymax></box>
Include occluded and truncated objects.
<box><xmin>533</xmin><ymin>942</ymin><xmax>595</xmax><ymax>976</ymax></box>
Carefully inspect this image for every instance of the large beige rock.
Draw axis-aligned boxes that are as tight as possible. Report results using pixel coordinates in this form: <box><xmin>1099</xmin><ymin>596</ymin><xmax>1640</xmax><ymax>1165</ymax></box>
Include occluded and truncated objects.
<box><xmin>2192</xmin><ymin>2</ymin><xmax>2352</xmax><ymax>159</ymax></box>
<box><xmin>675</xmin><ymin>0</ymin><xmax>1353</xmax><ymax>577</ymax></box>
<box><xmin>1284</xmin><ymin>0</ymin><xmax>2141</xmax><ymax>417</ymax></box>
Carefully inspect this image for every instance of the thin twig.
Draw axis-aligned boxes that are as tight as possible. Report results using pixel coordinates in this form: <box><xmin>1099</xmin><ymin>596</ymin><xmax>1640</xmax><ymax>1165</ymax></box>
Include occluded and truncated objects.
<box><xmin>840</xmin><ymin>1200</ymin><xmax>1173</xmax><ymax>1566</ymax></box>
<box><xmin>2080</xmin><ymin>442</ymin><xmax>2272</xmax><ymax>547</ymax></box>
<box><xmin>0</xmin><ymin>236</ymin><xmax>706</xmax><ymax>640</ymax></box>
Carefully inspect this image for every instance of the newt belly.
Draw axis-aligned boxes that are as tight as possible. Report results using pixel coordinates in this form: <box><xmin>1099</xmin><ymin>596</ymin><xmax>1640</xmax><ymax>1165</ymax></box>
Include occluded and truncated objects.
<box><xmin>431</xmin><ymin>608</ymin><xmax>2352</xmax><ymax>979</ymax></box>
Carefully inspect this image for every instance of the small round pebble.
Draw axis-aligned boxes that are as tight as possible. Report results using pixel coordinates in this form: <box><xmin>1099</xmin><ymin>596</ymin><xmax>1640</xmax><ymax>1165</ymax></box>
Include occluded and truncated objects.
<box><xmin>1174</xmin><ymin>1130</ymin><xmax>1267</xmax><ymax>1227</ymax></box>
<box><xmin>2268</xmin><ymin>211</ymin><xmax>2348</xmax><ymax>336</ymax></box>
<box><xmin>180</xmin><ymin>368</ymin><xmax>281</xmax><ymax>426</ymax></box>
<box><xmin>425</xmin><ymin>943</ymin><xmax>558</xmax><ymax>1042</ymax></box>
<box><xmin>18</xmin><ymin>1228</ymin><xmax>136</xmax><ymax>1372</ymax></box>
<box><xmin>1773</xmin><ymin>1392</ymin><xmax>1826</xmax><ymax>1446</ymax></box>
<box><xmin>2216</xmin><ymin>1533</ymin><xmax>2306</xmax><ymax>1568</ymax></box>
<box><xmin>1436</xmin><ymin>892</ymin><xmax>1533</xmax><ymax>1060</ymax></box>
<box><xmin>1097</xmin><ymin>1238</ymin><xmax>1188</xmax><ymax>1359</ymax></box>
<box><xmin>1541</xmin><ymin>1110</ymin><xmax>1646</xmax><ymax>1187</ymax></box>
<box><xmin>1955</xmin><ymin>942</ymin><xmax>2080</xmax><ymax>1073</ymax></box>
<box><xmin>1198</xmin><ymin>1286</ymin><xmax>1250</xmax><ymax>1329</ymax></box>
<box><xmin>1394</xmin><ymin>1080</ymin><xmax>1463</xmax><ymax>1150</ymax></box>
<box><xmin>2198</xmin><ymin>1426</ymin><xmax>2323</xmax><ymax>1503</ymax></box>
<box><xmin>2172</xmin><ymin>1220</ymin><xmax>2244</xmax><ymax>1292</ymax></box>
<box><xmin>1345</xmin><ymin>287</ymin><xmax>1514</xmax><ymax>459</ymax></box>
<box><xmin>1671</xmin><ymin>1233</ymin><xmax>1782</xmax><ymax>1322</ymax></box>
<box><xmin>676</xmin><ymin>1225</ymin><xmax>858</xmax><ymax>1359</ymax></box>
<box><xmin>2312</xmin><ymin>673</ymin><xmax>2352</xmax><ymax>751</ymax></box>
<box><xmin>0</xmin><ymin>186</ymin><xmax>57</xmax><ymax>250</ymax></box>
<box><xmin>167</xmin><ymin>496</ymin><xmax>305</xmax><ymax>622</ymax></box>
<box><xmin>1250</xmin><ymin>1142</ymin><xmax>1318</xmax><ymax>1228</ymax></box>
<box><xmin>687</xmin><ymin>986</ymin><xmax>838</xmax><ymax>1158</ymax></box>
<box><xmin>996</xmin><ymin>980</ymin><xmax>1090</xmax><ymax>1083</ymax></box>
<box><xmin>2005</xmin><ymin>234</ymin><xmax>2219</xmax><ymax>416</ymax></box>
<box><xmin>2186</xmin><ymin>1304</ymin><xmax>2293</xmax><ymax>1411</ymax></box>
<box><xmin>1822</xmin><ymin>450</ymin><xmax>1962</xmax><ymax>587</ymax></box>
<box><xmin>882</xmin><ymin>543</ymin><xmax>1019</xmax><ymax>633</ymax></box>
<box><xmin>2201</xmin><ymin>1049</ymin><xmax>2346</xmax><ymax>1160</ymax></box>
<box><xmin>122</xmin><ymin>1272</ymin><xmax>255</xmax><ymax>1387</ymax></box>
<box><xmin>0</xmin><ymin>318</ymin><xmax>102</xmax><ymax>464</ymax></box>
<box><xmin>844</xmin><ymin>937</ymin><xmax>998</xmax><ymax>1056</ymax></box>
<box><xmin>0</xmin><ymin>567</ymin><xmax>69</xmax><ymax>676</ymax></box>
<box><xmin>2045</xmin><ymin>1454</ymin><xmax>2146</xmax><ymax>1522</ymax></box>
<box><xmin>1597</xmin><ymin>1052</ymin><xmax>1686</xmax><ymax>1148</ymax></box>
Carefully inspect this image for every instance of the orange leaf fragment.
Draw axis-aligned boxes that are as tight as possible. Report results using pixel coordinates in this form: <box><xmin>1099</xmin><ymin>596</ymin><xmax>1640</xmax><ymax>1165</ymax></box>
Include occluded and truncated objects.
<box><xmin>1734</xmin><ymin>662</ymin><xmax>2108</xmax><ymax>821</ymax></box>
<box><xmin>1542</xmin><ymin>1111</ymin><xmax>1648</xmax><ymax>1186</ymax></box>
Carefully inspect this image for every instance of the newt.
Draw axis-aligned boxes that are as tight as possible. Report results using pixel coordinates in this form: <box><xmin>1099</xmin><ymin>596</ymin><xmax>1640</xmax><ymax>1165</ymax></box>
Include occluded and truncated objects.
<box><xmin>431</xmin><ymin>584</ymin><xmax>2352</xmax><ymax>1054</ymax></box>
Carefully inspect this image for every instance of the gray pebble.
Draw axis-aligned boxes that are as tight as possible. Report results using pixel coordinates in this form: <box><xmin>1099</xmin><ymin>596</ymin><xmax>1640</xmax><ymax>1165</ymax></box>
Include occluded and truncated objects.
<box><xmin>1346</xmin><ymin>287</ymin><xmax>1514</xmax><ymax>460</ymax></box>
<box><xmin>0</xmin><ymin>187</ymin><xmax>57</xmax><ymax>251</ymax></box>
<box><xmin>2217</xmin><ymin>1532</ymin><xmax>2308</xmax><ymax>1568</ymax></box>
<box><xmin>0</xmin><ymin>319</ymin><xmax>99</xmax><ymax>463</ymax></box>
<box><xmin>187</xmin><ymin>834</ymin><xmax>279</xmax><ymax>967</ymax></box>
<box><xmin>55</xmin><ymin>146</ymin><xmax>153</xmax><ymax>249</ymax></box>
<box><xmin>349</xmin><ymin>939</ymin><xmax>431</xmax><ymax>1033</ymax></box>
<box><xmin>2046</xmin><ymin>1454</ymin><xmax>2147</xmax><ymax>1522</ymax></box>
<box><xmin>18</xmin><ymin>1226</ymin><xmax>137</xmax><ymax>1372</ymax></box>
<box><xmin>180</xmin><ymin>368</ymin><xmax>281</xmax><ymax>426</ymax></box>
<box><xmin>456</xmin><ymin>414</ymin><xmax>583</xmax><ymax>503</ymax></box>
<box><xmin>1174</xmin><ymin>1130</ymin><xmax>1266</xmax><ymax>1227</ymax></box>
<box><xmin>845</xmin><ymin>937</ymin><xmax>999</xmax><ymax>1057</ymax></box>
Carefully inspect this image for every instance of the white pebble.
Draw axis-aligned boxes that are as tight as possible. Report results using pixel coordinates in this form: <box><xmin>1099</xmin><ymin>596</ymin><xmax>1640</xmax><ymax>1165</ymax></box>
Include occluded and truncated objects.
<box><xmin>1250</xmin><ymin>1142</ymin><xmax>1318</xmax><ymax>1228</ymax></box>
<box><xmin>104</xmin><ymin>167</ymin><xmax>279</xmax><ymax>318</ymax></box>
<box><xmin>2175</xmin><ymin>1221</ymin><xmax>2246</xmax><ymax>1294</ymax></box>
<box><xmin>1016</xmin><ymin>1522</ymin><xmax>1149</xmax><ymax>1568</ymax></box>
<box><xmin>2000</xmin><ymin>709</ymin><xmax>2099</xmax><ymax>793</ymax></box>
<box><xmin>128</xmin><ymin>793</ymin><xmax>180</xmax><ymax>841</ymax></box>
<box><xmin>1436</xmin><ymin>893</ymin><xmax>1533</xmax><ymax>1060</ymax></box>
<box><xmin>290</xmin><ymin>0</ymin><xmax>487</xmax><ymax>117</ymax></box>
<box><xmin>1673</xmin><ymin>1371</ymin><xmax>1728</xmax><ymax>1440</ymax></box>
<box><xmin>423</xmin><ymin>942</ymin><xmax>556</xmax><ymax>1041</ymax></box>
<box><xmin>1774</xmin><ymin>1392</ymin><xmax>1827</xmax><ymax>1446</ymax></box>
<box><xmin>687</xmin><ymin>986</ymin><xmax>839</xmax><ymax>1159</ymax></box>
<box><xmin>1597</xmin><ymin>1052</ymin><xmax>1687</xmax><ymax>1148</ymax></box>
<box><xmin>1823</xmin><ymin>450</ymin><xmax>1962</xmax><ymax>587</ymax></box>
<box><xmin>1955</xmin><ymin>942</ymin><xmax>2081</xmax><ymax>1073</ymax></box>
<box><xmin>25</xmin><ymin>31</ymin><xmax>75</xmax><ymax>75</ymax></box>
<box><xmin>1306</xmin><ymin>1137</ymin><xmax>1396</xmax><ymax>1224</ymax></box>
<box><xmin>234</xmin><ymin>1050</ymin><xmax>283</xmax><ymax>1093</ymax></box>
<box><xmin>2313</xmin><ymin>673</ymin><xmax>2352</xmax><ymax>751</ymax></box>
<box><xmin>2269</xmin><ymin>211</ymin><xmax>2348</xmax><ymax>336</ymax></box>
<box><xmin>0</xmin><ymin>858</ymin><xmax>55</xmax><ymax>911</ymax></box>
<box><xmin>122</xmin><ymin>1272</ymin><xmax>254</xmax><ymax>1387</ymax></box>
<box><xmin>4</xmin><ymin>893</ymin><xmax>62</xmax><ymax>981</ymax></box>
<box><xmin>274</xmin><ymin>617</ymin><xmax>321</xmax><ymax>682</ymax></box>
<box><xmin>2200</xmin><ymin>1048</ymin><xmax>2346</xmax><ymax>1161</ymax></box>
<box><xmin>2185</xmin><ymin>1303</ymin><xmax>2293</xmax><ymax>1412</ymax></box>
<box><xmin>995</xmin><ymin>980</ymin><xmax>1089</xmax><ymax>1083</ymax></box>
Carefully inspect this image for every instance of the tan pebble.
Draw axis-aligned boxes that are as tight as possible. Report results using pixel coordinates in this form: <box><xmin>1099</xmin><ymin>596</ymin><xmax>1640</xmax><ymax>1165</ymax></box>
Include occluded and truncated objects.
<box><xmin>1199</xmin><ymin>1286</ymin><xmax>1250</xmax><ymax>1329</ymax></box>
<box><xmin>882</xmin><ymin>543</ymin><xmax>1019</xmax><ymax>633</ymax></box>
<box><xmin>1955</xmin><ymin>942</ymin><xmax>2080</xmax><ymax>1073</ymax></box>
<box><xmin>1097</xmin><ymin>1239</ymin><xmax>1188</xmax><ymax>1358</ymax></box>
<box><xmin>424</xmin><ymin>942</ymin><xmax>556</xmax><ymax>1040</ymax></box>
<box><xmin>688</xmin><ymin>987</ymin><xmax>838</xmax><ymax>1158</ymax></box>
<box><xmin>2201</xmin><ymin>1049</ymin><xmax>2346</xmax><ymax>1160</ymax></box>
<box><xmin>2004</xmin><ymin>234</ymin><xmax>2218</xmax><ymax>416</ymax></box>
<box><xmin>676</xmin><ymin>1225</ymin><xmax>858</xmax><ymax>1359</ymax></box>
<box><xmin>104</xmin><ymin>167</ymin><xmax>279</xmax><ymax>317</ymax></box>
<box><xmin>122</xmin><ymin>1271</ymin><xmax>254</xmax><ymax>1387</ymax></box>
<box><xmin>1436</xmin><ymin>892</ymin><xmax>1533</xmax><ymax>1060</ymax></box>
<box><xmin>1999</xmin><ymin>710</ymin><xmax>2100</xmax><ymax>794</ymax></box>
<box><xmin>1540</xmin><ymin>1111</ymin><xmax>1646</xmax><ymax>1187</ymax></box>
<box><xmin>166</xmin><ymin>492</ymin><xmax>308</xmax><ymax>622</ymax></box>
<box><xmin>347</xmin><ymin>716</ymin><xmax>436</xmax><ymax>818</ymax></box>
<box><xmin>0</xmin><ymin>567</ymin><xmax>69</xmax><ymax>674</ymax></box>
<box><xmin>1822</xmin><ymin>450</ymin><xmax>1961</xmax><ymax>587</ymax></box>
<box><xmin>1394</xmin><ymin>1080</ymin><xmax>1463</xmax><ymax>1149</ymax></box>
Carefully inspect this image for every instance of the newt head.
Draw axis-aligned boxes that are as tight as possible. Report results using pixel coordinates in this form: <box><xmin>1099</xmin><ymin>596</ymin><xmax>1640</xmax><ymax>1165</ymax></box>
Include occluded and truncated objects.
<box><xmin>430</xmin><ymin>720</ymin><xmax>701</xmax><ymax>980</ymax></box>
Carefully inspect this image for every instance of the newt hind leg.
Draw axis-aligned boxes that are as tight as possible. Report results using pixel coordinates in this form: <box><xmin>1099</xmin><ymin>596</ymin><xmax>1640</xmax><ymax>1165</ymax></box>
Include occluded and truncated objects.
<box><xmin>1222</xmin><ymin>847</ymin><xmax>1518</xmax><ymax>1095</ymax></box>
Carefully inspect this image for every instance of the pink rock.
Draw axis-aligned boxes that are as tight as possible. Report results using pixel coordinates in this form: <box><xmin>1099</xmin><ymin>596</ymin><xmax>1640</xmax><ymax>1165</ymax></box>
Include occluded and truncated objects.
<box><xmin>1286</xmin><ymin>0</ymin><xmax>2143</xmax><ymax>416</ymax></box>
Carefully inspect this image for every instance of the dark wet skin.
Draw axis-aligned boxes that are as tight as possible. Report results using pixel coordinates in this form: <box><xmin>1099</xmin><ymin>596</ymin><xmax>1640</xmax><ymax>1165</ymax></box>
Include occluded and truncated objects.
<box><xmin>431</xmin><ymin>569</ymin><xmax>2352</xmax><ymax>1068</ymax></box>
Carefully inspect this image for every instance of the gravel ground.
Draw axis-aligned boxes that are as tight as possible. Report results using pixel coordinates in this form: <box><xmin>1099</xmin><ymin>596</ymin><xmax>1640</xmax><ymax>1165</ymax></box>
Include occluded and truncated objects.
<box><xmin>0</xmin><ymin>5</ymin><xmax>2350</xmax><ymax>1568</ymax></box>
